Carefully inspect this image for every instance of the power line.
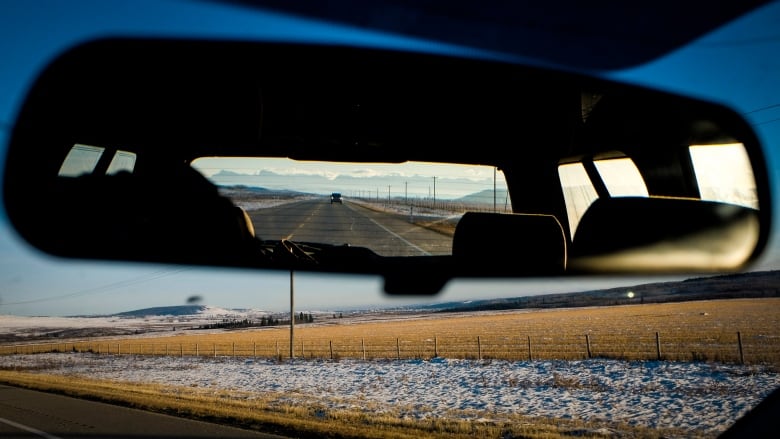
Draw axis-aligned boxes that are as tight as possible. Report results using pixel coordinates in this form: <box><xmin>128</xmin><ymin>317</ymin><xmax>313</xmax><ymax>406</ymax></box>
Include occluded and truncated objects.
<box><xmin>1</xmin><ymin>267</ymin><xmax>191</xmax><ymax>306</ymax></box>
<box><xmin>744</xmin><ymin>103</ymin><xmax>780</xmax><ymax>115</ymax></box>
<box><xmin>753</xmin><ymin>116</ymin><xmax>780</xmax><ymax>127</ymax></box>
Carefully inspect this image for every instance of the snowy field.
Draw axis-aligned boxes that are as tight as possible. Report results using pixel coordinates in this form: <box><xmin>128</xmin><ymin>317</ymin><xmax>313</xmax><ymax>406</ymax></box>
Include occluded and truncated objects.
<box><xmin>3</xmin><ymin>352</ymin><xmax>780</xmax><ymax>436</ymax></box>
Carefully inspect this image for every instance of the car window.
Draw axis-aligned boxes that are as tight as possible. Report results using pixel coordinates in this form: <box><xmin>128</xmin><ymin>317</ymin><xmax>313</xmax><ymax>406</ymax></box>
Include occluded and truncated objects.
<box><xmin>106</xmin><ymin>150</ymin><xmax>137</xmax><ymax>175</ymax></box>
<box><xmin>593</xmin><ymin>157</ymin><xmax>648</xmax><ymax>197</ymax></box>
<box><xmin>558</xmin><ymin>162</ymin><xmax>600</xmax><ymax>236</ymax></box>
<box><xmin>689</xmin><ymin>143</ymin><xmax>758</xmax><ymax>209</ymax></box>
<box><xmin>57</xmin><ymin>144</ymin><xmax>105</xmax><ymax>177</ymax></box>
<box><xmin>58</xmin><ymin>144</ymin><xmax>136</xmax><ymax>177</ymax></box>
<box><xmin>558</xmin><ymin>148</ymin><xmax>756</xmax><ymax>238</ymax></box>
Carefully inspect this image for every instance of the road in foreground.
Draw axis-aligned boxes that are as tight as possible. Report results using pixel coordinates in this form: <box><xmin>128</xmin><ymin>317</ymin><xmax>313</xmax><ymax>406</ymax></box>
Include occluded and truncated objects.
<box><xmin>0</xmin><ymin>384</ymin><xmax>285</xmax><ymax>439</ymax></box>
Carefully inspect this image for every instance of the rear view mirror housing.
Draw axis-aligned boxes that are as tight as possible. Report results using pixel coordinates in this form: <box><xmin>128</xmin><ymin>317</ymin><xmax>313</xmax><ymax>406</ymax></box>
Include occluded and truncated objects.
<box><xmin>2</xmin><ymin>38</ymin><xmax>771</xmax><ymax>294</ymax></box>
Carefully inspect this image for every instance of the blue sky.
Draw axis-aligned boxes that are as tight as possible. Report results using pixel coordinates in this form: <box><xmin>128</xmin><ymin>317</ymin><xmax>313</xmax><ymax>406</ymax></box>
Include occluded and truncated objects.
<box><xmin>2</xmin><ymin>1</ymin><xmax>780</xmax><ymax>316</ymax></box>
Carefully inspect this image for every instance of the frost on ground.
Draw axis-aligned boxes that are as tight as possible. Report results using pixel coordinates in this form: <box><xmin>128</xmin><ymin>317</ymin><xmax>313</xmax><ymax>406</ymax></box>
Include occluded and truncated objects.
<box><xmin>3</xmin><ymin>353</ymin><xmax>779</xmax><ymax>436</ymax></box>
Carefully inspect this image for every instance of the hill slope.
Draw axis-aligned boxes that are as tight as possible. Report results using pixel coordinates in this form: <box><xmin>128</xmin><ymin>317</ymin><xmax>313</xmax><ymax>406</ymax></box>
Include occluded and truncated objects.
<box><xmin>427</xmin><ymin>270</ymin><xmax>780</xmax><ymax>313</ymax></box>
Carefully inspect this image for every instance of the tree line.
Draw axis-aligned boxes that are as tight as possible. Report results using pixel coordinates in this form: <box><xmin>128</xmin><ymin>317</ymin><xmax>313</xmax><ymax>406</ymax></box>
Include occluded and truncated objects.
<box><xmin>197</xmin><ymin>313</ymin><xmax>315</xmax><ymax>330</ymax></box>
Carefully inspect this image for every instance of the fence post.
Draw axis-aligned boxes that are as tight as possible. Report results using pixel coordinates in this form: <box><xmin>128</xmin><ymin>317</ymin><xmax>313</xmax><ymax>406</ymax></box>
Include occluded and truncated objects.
<box><xmin>434</xmin><ymin>337</ymin><xmax>438</xmax><ymax>358</ymax></box>
<box><xmin>253</xmin><ymin>342</ymin><xmax>256</xmax><ymax>359</ymax></box>
<box><xmin>275</xmin><ymin>341</ymin><xmax>279</xmax><ymax>358</ymax></box>
<box><xmin>396</xmin><ymin>338</ymin><xmax>401</xmax><ymax>360</ymax></box>
<box><xmin>656</xmin><ymin>332</ymin><xmax>662</xmax><ymax>360</ymax></box>
<box><xmin>737</xmin><ymin>331</ymin><xmax>745</xmax><ymax>365</ymax></box>
<box><xmin>117</xmin><ymin>343</ymin><xmax>121</xmax><ymax>355</ymax></box>
<box><xmin>585</xmin><ymin>334</ymin><xmax>592</xmax><ymax>359</ymax></box>
<box><xmin>196</xmin><ymin>343</ymin><xmax>199</xmax><ymax>357</ymax></box>
<box><xmin>362</xmin><ymin>338</ymin><xmax>366</xmax><ymax>360</ymax></box>
<box><xmin>301</xmin><ymin>340</ymin><xmax>305</xmax><ymax>358</ymax></box>
<box><xmin>477</xmin><ymin>336</ymin><xmax>482</xmax><ymax>360</ymax></box>
<box><xmin>232</xmin><ymin>342</ymin><xmax>235</xmax><ymax>357</ymax></box>
<box><xmin>527</xmin><ymin>336</ymin><xmax>532</xmax><ymax>361</ymax></box>
<box><xmin>214</xmin><ymin>344</ymin><xmax>217</xmax><ymax>358</ymax></box>
<box><xmin>329</xmin><ymin>340</ymin><xmax>333</xmax><ymax>360</ymax></box>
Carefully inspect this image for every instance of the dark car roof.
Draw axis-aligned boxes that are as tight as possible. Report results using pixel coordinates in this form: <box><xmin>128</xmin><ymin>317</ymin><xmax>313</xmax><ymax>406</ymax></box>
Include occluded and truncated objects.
<box><xmin>214</xmin><ymin>0</ymin><xmax>772</xmax><ymax>70</ymax></box>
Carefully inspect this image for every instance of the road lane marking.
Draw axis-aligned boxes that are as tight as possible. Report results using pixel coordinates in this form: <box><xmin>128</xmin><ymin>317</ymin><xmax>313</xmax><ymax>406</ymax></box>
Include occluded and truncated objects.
<box><xmin>345</xmin><ymin>202</ymin><xmax>431</xmax><ymax>255</ymax></box>
<box><xmin>367</xmin><ymin>218</ymin><xmax>431</xmax><ymax>256</ymax></box>
<box><xmin>0</xmin><ymin>416</ymin><xmax>63</xmax><ymax>439</ymax></box>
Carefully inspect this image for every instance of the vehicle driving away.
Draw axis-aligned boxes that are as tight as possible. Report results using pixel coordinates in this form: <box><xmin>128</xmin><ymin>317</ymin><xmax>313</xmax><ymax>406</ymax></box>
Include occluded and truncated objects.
<box><xmin>1</xmin><ymin>1</ymin><xmax>780</xmax><ymax>438</ymax></box>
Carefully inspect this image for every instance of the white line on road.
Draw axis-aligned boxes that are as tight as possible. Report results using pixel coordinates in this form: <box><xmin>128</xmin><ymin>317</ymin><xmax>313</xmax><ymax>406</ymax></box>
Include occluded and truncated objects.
<box><xmin>367</xmin><ymin>217</ymin><xmax>431</xmax><ymax>256</ymax></box>
<box><xmin>345</xmin><ymin>201</ymin><xmax>432</xmax><ymax>255</ymax></box>
<box><xmin>0</xmin><ymin>416</ymin><xmax>63</xmax><ymax>439</ymax></box>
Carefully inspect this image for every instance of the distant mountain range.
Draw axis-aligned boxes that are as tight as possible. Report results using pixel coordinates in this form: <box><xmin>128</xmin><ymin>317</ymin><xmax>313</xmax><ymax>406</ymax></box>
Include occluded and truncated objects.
<box><xmin>210</xmin><ymin>169</ymin><xmax>502</xmax><ymax>201</ymax></box>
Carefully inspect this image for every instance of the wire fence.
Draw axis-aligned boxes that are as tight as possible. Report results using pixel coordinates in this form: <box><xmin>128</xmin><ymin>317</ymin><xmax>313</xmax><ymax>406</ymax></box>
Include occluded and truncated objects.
<box><xmin>2</xmin><ymin>331</ymin><xmax>778</xmax><ymax>366</ymax></box>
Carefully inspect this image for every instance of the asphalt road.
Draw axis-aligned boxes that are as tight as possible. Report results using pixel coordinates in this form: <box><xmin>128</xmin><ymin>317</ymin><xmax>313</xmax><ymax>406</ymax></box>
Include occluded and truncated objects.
<box><xmin>0</xmin><ymin>385</ymin><xmax>286</xmax><ymax>438</ymax></box>
<box><xmin>249</xmin><ymin>199</ymin><xmax>453</xmax><ymax>256</ymax></box>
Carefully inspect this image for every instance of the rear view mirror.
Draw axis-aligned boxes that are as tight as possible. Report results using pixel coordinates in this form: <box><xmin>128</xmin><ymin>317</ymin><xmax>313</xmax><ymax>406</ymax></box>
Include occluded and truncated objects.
<box><xmin>2</xmin><ymin>38</ymin><xmax>771</xmax><ymax>294</ymax></box>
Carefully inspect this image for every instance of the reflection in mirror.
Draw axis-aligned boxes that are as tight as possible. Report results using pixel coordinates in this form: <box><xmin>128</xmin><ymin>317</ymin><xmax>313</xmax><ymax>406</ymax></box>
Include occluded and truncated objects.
<box><xmin>594</xmin><ymin>158</ymin><xmax>648</xmax><ymax>198</ymax></box>
<box><xmin>689</xmin><ymin>143</ymin><xmax>758</xmax><ymax>209</ymax></box>
<box><xmin>558</xmin><ymin>162</ymin><xmax>599</xmax><ymax>236</ymax></box>
<box><xmin>58</xmin><ymin>144</ymin><xmax>105</xmax><ymax>177</ymax></box>
<box><xmin>192</xmin><ymin>158</ymin><xmax>510</xmax><ymax>258</ymax></box>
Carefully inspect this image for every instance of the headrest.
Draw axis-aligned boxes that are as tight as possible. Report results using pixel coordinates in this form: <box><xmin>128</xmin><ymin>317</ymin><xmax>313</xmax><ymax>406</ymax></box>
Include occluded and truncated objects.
<box><xmin>51</xmin><ymin>167</ymin><xmax>261</xmax><ymax>266</ymax></box>
<box><xmin>452</xmin><ymin>212</ymin><xmax>567</xmax><ymax>275</ymax></box>
<box><xmin>569</xmin><ymin>197</ymin><xmax>760</xmax><ymax>273</ymax></box>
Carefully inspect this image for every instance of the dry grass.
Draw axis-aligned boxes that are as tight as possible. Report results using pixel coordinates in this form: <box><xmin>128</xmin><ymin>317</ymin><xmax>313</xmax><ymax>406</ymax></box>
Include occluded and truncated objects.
<box><xmin>2</xmin><ymin>299</ymin><xmax>769</xmax><ymax>438</ymax></box>
<box><xmin>0</xmin><ymin>370</ymin><xmax>692</xmax><ymax>439</ymax></box>
<box><xmin>9</xmin><ymin>298</ymin><xmax>779</xmax><ymax>366</ymax></box>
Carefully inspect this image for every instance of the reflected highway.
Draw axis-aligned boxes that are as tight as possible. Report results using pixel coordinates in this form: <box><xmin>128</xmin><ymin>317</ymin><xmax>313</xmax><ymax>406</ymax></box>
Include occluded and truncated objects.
<box><xmin>248</xmin><ymin>199</ymin><xmax>454</xmax><ymax>257</ymax></box>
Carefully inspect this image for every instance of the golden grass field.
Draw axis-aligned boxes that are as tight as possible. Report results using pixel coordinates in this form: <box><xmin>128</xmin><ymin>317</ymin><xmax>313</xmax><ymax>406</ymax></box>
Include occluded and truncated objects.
<box><xmin>3</xmin><ymin>298</ymin><xmax>779</xmax><ymax>438</ymax></box>
<box><xmin>6</xmin><ymin>298</ymin><xmax>780</xmax><ymax>366</ymax></box>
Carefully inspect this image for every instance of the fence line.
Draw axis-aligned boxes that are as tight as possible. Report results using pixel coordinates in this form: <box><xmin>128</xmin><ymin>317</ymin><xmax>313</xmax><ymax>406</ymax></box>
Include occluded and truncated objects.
<box><xmin>1</xmin><ymin>331</ymin><xmax>776</xmax><ymax>366</ymax></box>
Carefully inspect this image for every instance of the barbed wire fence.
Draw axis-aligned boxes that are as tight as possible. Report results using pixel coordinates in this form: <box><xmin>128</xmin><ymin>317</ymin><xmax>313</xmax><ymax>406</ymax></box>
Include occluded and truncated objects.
<box><xmin>2</xmin><ymin>331</ymin><xmax>777</xmax><ymax>366</ymax></box>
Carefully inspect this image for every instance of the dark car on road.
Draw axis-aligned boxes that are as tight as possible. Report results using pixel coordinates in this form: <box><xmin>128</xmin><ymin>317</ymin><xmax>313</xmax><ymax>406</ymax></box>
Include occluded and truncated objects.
<box><xmin>331</xmin><ymin>193</ymin><xmax>343</xmax><ymax>204</ymax></box>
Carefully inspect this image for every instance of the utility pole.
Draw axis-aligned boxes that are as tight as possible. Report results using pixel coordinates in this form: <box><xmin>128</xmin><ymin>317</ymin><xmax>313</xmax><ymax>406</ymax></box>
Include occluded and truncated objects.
<box><xmin>494</xmin><ymin>166</ymin><xmax>497</xmax><ymax>213</ymax></box>
<box><xmin>433</xmin><ymin>176</ymin><xmax>437</xmax><ymax>209</ymax></box>
<box><xmin>289</xmin><ymin>270</ymin><xmax>294</xmax><ymax>359</ymax></box>
<box><xmin>388</xmin><ymin>185</ymin><xmax>391</xmax><ymax>204</ymax></box>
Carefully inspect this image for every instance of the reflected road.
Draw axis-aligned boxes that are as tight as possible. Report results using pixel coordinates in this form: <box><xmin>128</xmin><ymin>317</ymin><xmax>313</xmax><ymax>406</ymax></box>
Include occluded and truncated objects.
<box><xmin>248</xmin><ymin>199</ymin><xmax>454</xmax><ymax>257</ymax></box>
